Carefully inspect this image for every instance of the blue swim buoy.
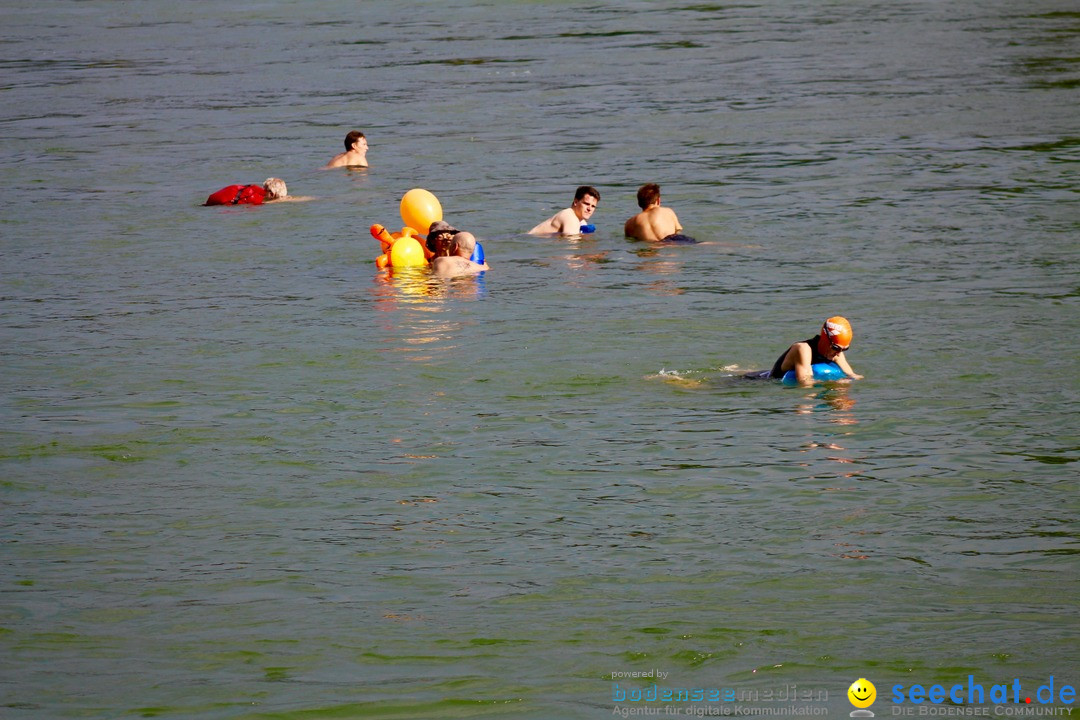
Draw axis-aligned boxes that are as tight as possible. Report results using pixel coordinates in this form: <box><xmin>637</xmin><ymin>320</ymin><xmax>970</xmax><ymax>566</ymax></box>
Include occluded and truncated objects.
<box><xmin>469</xmin><ymin>242</ymin><xmax>485</xmax><ymax>264</ymax></box>
<box><xmin>782</xmin><ymin>362</ymin><xmax>847</xmax><ymax>385</ymax></box>
<box><xmin>580</xmin><ymin>223</ymin><xmax>596</xmax><ymax>234</ymax></box>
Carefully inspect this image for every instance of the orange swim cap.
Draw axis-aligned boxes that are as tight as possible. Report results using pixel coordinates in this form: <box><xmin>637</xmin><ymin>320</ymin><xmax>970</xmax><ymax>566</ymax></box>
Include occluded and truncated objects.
<box><xmin>822</xmin><ymin>316</ymin><xmax>853</xmax><ymax>348</ymax></box>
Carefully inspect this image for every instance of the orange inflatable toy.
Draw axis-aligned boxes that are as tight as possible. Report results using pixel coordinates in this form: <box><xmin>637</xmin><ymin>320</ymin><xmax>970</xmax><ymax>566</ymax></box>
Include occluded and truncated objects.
<box><xmin>372</xmin><ymin>224</ymin><xmax>428</xmax><ymax>268</ymax></box>
<box><xmin>371</xmin><ymin>189</ymin><xmax>444</xmax><ymax>269</ymax></box>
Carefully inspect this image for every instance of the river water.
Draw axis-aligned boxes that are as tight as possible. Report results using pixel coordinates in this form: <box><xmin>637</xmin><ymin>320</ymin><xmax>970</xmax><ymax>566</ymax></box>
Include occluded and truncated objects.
<box><xmin>1</xmin><ymin>1</ymin><xmax>1077</xmax><ymax>718</ymax></box>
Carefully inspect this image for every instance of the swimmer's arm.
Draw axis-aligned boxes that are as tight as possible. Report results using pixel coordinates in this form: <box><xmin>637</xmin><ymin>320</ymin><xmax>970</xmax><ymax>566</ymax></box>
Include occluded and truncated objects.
<box><xmin>270</xmin><ymin>196</ymin><xmax>315</xmax><ymax>203</ymax></box>
<box><xmin>833</xmin><ymin>352</ymin><xmax>863</xmax><ymax>379</ymax></box>
<box><xmin>528</xmin><ymin>215</ymin><xmax>559</xmax><ymax>235</ymax></box>
<box><xmin>670</xmin><ymin>208</ymin><xmax>683</xmax><ymax>233</ymax></box>
<box><xmin>792</xmin><ymin>343</ymin><xmax>816</xmax><ymax>385</ymax></box>
<box><xmin>553</xmin><ymin>208</ymin><xmax>582</xmax><ymax>236</ymax></box>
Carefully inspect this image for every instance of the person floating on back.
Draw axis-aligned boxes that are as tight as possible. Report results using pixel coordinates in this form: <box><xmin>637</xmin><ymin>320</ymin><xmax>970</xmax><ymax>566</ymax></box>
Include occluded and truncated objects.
<box><xmin>323</xmin><ymin>130</ymin><xmax>369</xmax><ymax>169</ymax></box>
<box><xmin>529</xmin><ymin>185</ymin><xmax>600</xmax><ymax>236</ymax></box>
<box><xmin>753</xmin><ymin>316</ymin><xmax>863</xmax><ymax>384</ymax></box>
<box><xmin>623</xmin><ymin>183</ymin><xmax>696</xmax><ymax>243</ymax></box>
<box><xmin>204</xmin><ymin>177</ymin><xmax>289</xmax><ymax>206</ymax></box>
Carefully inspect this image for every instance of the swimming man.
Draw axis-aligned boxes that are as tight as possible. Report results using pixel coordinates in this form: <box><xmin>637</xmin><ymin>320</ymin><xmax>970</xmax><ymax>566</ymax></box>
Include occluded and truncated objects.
<box><xmin>323</xmin><ymin>130</ymin><xmax>368</xmax><ymax>169</ymax></box>
<box><xmin>528</xmin><ymin>186</ymin><xmax>600</xmax><ymax>236</ymax></box>
<box><xmin>623</xmin><ymin>183</ymin><xmax>695</xmax><ymax>243</ymax></box>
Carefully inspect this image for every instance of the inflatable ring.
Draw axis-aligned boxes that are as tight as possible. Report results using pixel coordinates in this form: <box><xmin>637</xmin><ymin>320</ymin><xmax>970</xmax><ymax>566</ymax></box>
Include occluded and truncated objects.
<box><xmin>782</xmin><ymin>362</ymin><xmax>847</xmax><ymax>385</ymax></box>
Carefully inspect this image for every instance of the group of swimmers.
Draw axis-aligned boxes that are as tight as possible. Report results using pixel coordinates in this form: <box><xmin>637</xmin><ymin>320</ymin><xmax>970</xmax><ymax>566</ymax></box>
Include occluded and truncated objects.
<box><xmin>203</xmin><ymin>132</ymin><xmax>686</xmax><ymax>243</ymax></box>
<box><xmin>529</xmin><ymin>185</ymin><xmax>862</xmax><ymax>384</ymax></box>
<box><xmin>528</xmin><ymin>184</ymin><xmax>695</xmax><ymax>244</ymax></box>
<box><xmin>424</xmin><ymin>220</ymin><xmax>488</xmax><ymax>277</ymax></box>
<box><xmin>202</xmin><ymin>130</ymin><xmax>370</xmax><ymax>206</ymax></box>
<box><xmin>202</xmin><ymin>130</ymin><xmax>862</xmax><ymax>384</ymax></box>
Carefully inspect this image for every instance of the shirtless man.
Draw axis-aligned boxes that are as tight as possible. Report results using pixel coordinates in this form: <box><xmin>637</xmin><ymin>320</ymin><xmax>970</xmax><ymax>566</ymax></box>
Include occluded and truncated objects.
<box><xmin>623</xmin><ymin>183</ymin><xmax>695</xmax><ymax>243</ymax></box>
<box><xmin>432</xmin><ymin>232</ymin><xmax>489</xmax><ymax>277</ymax></box>
<box><xmin>528</xmin><ymin>186</ymin><xmax>600</xmax><ymax>236</ymax></box>
<box><xmin>323</xmin><ymin>130</ymin><xmax>368</xmax><ymax>169</ymax></box>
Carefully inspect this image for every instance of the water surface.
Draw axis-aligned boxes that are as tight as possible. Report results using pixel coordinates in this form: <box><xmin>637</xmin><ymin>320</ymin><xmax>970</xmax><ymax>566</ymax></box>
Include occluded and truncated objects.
<box><xmin>1</xmin><ymin>1</ymin><xmax>1077</xmax><ymax>718</ymax></box>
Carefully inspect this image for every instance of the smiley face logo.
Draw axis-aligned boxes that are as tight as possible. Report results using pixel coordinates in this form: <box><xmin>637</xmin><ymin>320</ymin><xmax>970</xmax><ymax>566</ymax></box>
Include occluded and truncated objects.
<box><xmin>848</xmin><ymin>678</ymin><xmax>877</xmax><ymax>709</ymax></box>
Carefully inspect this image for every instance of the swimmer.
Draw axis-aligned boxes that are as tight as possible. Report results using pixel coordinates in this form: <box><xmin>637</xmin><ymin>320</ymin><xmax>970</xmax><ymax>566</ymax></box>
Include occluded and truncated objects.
<box><xmin>323</xmin><ymin>130</ymin><xmax>369</xmax><ymax>169</ymax></box>
<box><xmin>755</xmin><ymin>316</ymin><xmax>863</xmax><ymax>385</ymax></box>
<box><xmin>204</xmin><ymin>177</ymin><xmax>298</xmax><ymax>206</ymax></box>
<box><xmin>528</xmin><ymin>185</ymin><xmax>600</xmax><ymax>236</ymax></box>
<box><xmin>432</xmin><ymin>232</ymin><xmax>489</xmax><ymax>277</ymax></box>
<box><xmin>426</xmin><ymin>220</ymin><xmax>459</xmax><ymax>258</ymax></box>
<box><xmin>623</xmin><ymin>183</ymin><xmax>696</xmax><ymax>243</ymax></box>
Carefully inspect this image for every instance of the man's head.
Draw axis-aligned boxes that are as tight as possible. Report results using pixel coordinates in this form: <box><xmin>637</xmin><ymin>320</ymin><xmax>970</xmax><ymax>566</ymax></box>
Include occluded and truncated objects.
<box><xmin>345</xmin><ymin>130</ymin><xmax>367</xmax><ymax>151</ymax></box>
<box><xmin>263</xmin><ymin>178</ymin><xmax>288</xmax><ymax>199</ymax></box>
<box><xmin>572</xmin><ymin>185</ymin><xmax>600</xmax><ymax>220</ymax></box>
<box><xmin>452</xmin><ymin>232</ymin><xmax>477</xmax><ymax>259</ymax></box>
<box><xmin>818</xmin><ymin>316</ymin><xmax>853</xmax><ymax>358</ymax></box>
<box><xmin>636</xmin><ymin>183</ymin><xmax>660</xmax><ymax>209</ymax></box>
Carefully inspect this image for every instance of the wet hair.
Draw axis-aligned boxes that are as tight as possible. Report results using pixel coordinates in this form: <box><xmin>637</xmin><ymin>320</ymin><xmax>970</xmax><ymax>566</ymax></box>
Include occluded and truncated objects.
<box><xmin>344</xmin><ymin>130</ymin><xmax>366</xmax><ymax>151</ymax></box>
<box><xmin>574</xmin><ymin>185</ymin><xmax>600</xmax><ymax>203</ymax></box>
<box><xmin>263</xmin><ymin>177</ymin><xmax>288</xmax><ymax>199</ymax></box>
<box><xmin>636</xmin><ymin>183</ymin><xmax>660</xmax><ymax>209</ymax></box>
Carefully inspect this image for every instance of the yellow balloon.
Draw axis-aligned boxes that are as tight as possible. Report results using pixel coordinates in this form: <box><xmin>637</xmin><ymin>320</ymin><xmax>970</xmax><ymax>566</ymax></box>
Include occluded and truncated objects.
<box><xmin>399</xmin><ymin>189</ymin><xmax>442</xmax><ymax>236</ymax></box>
<box><xmin>388</xmin><ymin>237</ymin><xmax>427</xmax><ymax>267</ymax></box>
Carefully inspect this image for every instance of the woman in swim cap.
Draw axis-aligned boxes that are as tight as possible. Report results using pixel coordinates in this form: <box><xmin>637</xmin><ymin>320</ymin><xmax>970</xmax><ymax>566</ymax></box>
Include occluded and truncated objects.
<box><xmin>767</xmin><ymin>316</ymin><xmax>863</xmax><ymax>384</ymax></box>
<box><xmin>818</xmin><ymin>316</ymin><xmax>852</xmax><ymax>358</ymax></box>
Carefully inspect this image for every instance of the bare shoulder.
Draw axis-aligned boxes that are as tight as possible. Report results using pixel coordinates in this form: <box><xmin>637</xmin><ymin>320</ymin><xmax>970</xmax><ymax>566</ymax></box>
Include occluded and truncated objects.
<box><xmin>552</xmin><ymin>207</ymin><xmax>579</xmax><ymax>233</ymax></box>
<box><xmin>528</xmin><ymin>216</ymin><xmax>558</xmax><ymax>235</ymax></box>
<box><xmin>531</xmin><ymin>207</ymin><xmax>575</xmax><ymax>235</ymax></box>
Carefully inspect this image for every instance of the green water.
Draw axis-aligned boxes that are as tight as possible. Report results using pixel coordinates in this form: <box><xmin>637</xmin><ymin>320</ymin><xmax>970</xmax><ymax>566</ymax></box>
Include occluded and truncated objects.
<box><xmin>1</xmin><ymin>1</ymin><xmax>1077</xmax><ymax>718</ymax></box>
